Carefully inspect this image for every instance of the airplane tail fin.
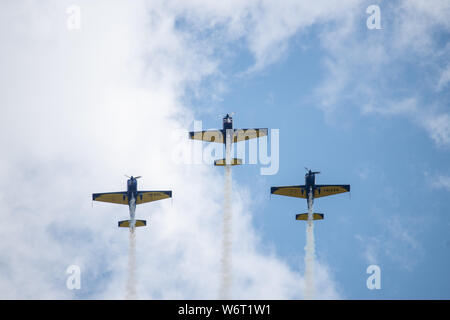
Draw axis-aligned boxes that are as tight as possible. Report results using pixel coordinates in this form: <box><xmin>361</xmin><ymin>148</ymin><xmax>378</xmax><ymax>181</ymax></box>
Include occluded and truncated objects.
<box><xmin>118</xmin><ymin>220</ymin><xmax>147</xmax><ymax>228</ymax></box>
<box><xmin>296</xmin><ymin>213</ymin><xmax>324</xmax><ymax>221</ymax></box>
<box><xmin>214</xmin><ymin>158</ymin><xmax>242</xmax><ymax>166</ymax></box>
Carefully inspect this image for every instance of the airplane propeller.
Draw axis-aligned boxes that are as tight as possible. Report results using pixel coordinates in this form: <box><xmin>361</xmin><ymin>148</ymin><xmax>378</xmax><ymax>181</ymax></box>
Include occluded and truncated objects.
<box><xmin>125</xmin><ymin>175</ymin><xmax>142</xmax><ymax>179</ymax></box>
<box><xmin>304</xmin><ymin>167</ymin><xmax>320</xmax><ymax>175</ymax></box>
<box><xmin>218</xmin><ymin>112</ymin><xmax>235</xmax><ymax>118</ymax></box>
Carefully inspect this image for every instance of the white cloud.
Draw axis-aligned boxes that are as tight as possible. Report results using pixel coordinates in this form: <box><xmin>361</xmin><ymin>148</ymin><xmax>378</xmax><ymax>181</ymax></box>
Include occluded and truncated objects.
<box><xmin>0</xmin><ymin>0</ymin><xmax>346</xmax><ymax>299</ymax></box>
<box><xmin>437</xmin><ymin>64</ymin><xmax>450</xmax><ymax>91</ymax></box>
<box><xmin>394</xmin><ymin>0</ymin><xmax>450</xmax><ymax>52</ymax></box>
<box><xmin>149</xmin><ymin>0</ymin><xmax>360</xmax><ymax>73</ymax></box>
<box><xmin>355</xmin><ymin>235</ymin><xmax>380</xmax><ymax>266</ymax></box>
<box><xmin>422</xmin><ymin>113</ymin><xmax>450</xmax><ymax>146</ymax></box>
<box><xmin>362</xmin><ymin>97</ymin><xmax>418</xmax><ymax>116</ymax></box>
<box><xmin>314</xmin><ymin>0</ymin><xmax>450</xmax><ymax>146</ymax></box>
<box><xmin>356</xmin><ymin>215</ymin><xmax>424</xmax><ymax>271</ymax></box>
<box><xmin>430</xmin><ymin>175</ymin><xmax>450</xmax><ymax>192</ymax></box>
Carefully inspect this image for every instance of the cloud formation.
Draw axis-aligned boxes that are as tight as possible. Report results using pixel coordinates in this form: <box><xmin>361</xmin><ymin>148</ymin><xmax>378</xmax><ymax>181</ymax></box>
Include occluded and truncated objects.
<box><xmin>314</xmin><ymin>0</ymin><xmax>450</xmax><ymax>146</ymax></box>
<box><xmin>0</xmin><ymin>0</ymin><xmax>348</xmax><ymax>299</ymax></box>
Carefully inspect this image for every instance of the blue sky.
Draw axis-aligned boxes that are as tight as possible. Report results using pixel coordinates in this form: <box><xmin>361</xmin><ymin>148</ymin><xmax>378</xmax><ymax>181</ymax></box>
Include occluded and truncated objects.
<box><xmin>188</xmin><ymin>4</ymin><xmax>450</xmax><ymax>298</ymax></box>
<box><xmin>0</xmin><ymin>1</ymin><xmax>449</xmax><ymax>299</ymax></box>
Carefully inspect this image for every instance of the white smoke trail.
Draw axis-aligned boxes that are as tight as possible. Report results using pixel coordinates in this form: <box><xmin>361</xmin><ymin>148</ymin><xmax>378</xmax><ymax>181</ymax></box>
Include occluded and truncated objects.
<box><xmin>126</xmin><ymin>228</ymin><xmax>137</xmax><ymax>300</ymax></box>
<box><xmin>219</xmin><ymin>129</ymin><xmax>233</xmax><ymax>299</ymax></box>
<box><xmin>304</xmin><ymin>187</ymin><xmax>316</xmax><ymax>299</ymax></box>
<box><xmin>126</xmin><ymin>196</ymin><xmax>137</xmax><ymax>300</ymax></box>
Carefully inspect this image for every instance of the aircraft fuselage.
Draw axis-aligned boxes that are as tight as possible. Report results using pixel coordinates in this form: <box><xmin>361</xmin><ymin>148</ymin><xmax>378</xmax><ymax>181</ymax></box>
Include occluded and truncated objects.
<box><xmin>127</xmin><ymin>177</ymin><xmax>138</xmax><ymax>202</ymax></box>
<box><xmin>305</xmin><ymin>173</ymin><xmax>316</xmax><ymax>191</ymax></box>
<box><xmin>222</xmin><ymin>114</ymin><xmax>233</xmax><ymax>144</ymax></box>
<box><xmin>223</xmin><ymin>114</ymin><xmax>233</xmax><ymax>130</ymax></box>
<box><xmin>222</xmin><ymin>114</ymin><xmax>234</xmax><ymax>145</ymax></box>
<box><xmin>126</xmin><ymin>177</ymin><xmax>138</xmax><ymax>228</ymax></box>
<box><xmin>304</xmin><ymin>171</ymin><xmax>317</xmax><ymax>209</ymax></box>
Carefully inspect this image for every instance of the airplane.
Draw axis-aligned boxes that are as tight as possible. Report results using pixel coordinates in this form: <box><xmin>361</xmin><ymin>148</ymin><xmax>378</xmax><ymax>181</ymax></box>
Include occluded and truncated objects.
<box><xmin>271</xmin><ymin>168</ymin><xmax>350</xmax><ymax>221</ymax></box>
<box><xmin>189</xmin><ymin>113</ymin><xmax>268</xmax><ymax>166</ymax></box>
<box><xmin>92</xmin><ymin>175</ymin><xmax>172</xmax><ymax>230</ymax></box>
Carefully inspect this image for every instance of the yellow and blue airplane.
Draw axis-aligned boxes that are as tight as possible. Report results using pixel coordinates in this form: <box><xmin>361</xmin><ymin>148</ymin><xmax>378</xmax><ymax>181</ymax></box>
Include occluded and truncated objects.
<box><xmin>189</xmin><ymin>113</ymin><xmax>268</xmax><ymax>166</ymax></box>
<box><xmin>271</xmin><ymin>169</ymin><xmax>350</xmax><ymax>221</ymax></box>
<box><xmin>92</xmin><ymin>176</ymin><xmax>172</xmax><ymax>230</ymax></box>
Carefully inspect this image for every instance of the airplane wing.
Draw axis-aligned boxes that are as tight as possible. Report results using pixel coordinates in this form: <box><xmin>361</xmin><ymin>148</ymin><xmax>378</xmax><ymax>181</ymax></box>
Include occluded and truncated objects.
<box><xmin>314</xmin><ymin>185</ymin><xmax>350</xmax><ymax>198</ymax></box>
<box><xmin>233</xmin><ymin>128</ymin><xmax>268</xmax><ymax>143</ymax></box>
<box><xmin>271</xmin><ymin>185</ymin><xmax>307</xmax><ymax>198</ymax></box>
<box><xmin>136</xmin><ymin>191</ymin><xmax>172</xmax><ymax>205</ymax></box>
<box><xmin>92</xmin><ymin>192</ymin><xmax>128</xmax><ymax>205</ymax></box>
<box><xmin>189</xmin><ymin>130</ymin><xmax>224</xmax><ymax>143</ymax></box>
